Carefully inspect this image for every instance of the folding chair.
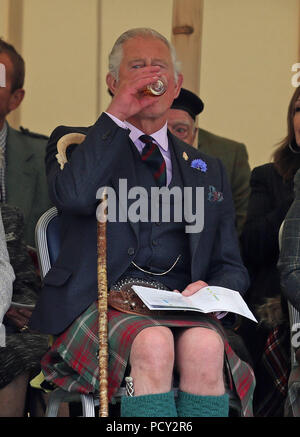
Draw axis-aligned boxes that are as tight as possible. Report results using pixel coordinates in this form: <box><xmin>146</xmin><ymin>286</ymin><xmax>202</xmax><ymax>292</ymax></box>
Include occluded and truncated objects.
<box><xmin>34</xmin><ymin>207</ymin><xmax>95</xmax><ymax>416</ymax></box>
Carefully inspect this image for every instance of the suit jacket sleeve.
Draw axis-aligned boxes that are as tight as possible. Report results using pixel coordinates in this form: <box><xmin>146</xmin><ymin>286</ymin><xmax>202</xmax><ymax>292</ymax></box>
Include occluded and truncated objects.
<box><xmin>46</xmin><ymin>113</ymin><xmax>130</xmax><ymax>214</ymax></box>
<box><xmin>205</xmin><ymin>159</ymin><xmax>250</xmax><ymax>294</ymax></box>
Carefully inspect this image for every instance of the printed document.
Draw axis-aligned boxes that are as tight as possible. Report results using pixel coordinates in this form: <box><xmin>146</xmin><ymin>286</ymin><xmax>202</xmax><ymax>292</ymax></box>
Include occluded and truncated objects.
<box><xmin>132</xmin><ymin>285</ymin><xmax>257</xmax><ymax>322</ymax></box>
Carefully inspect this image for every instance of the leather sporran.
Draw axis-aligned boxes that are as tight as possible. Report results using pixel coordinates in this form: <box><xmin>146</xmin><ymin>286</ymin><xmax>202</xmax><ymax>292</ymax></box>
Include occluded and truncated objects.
<box><xmin>108</xmin><ymin>278</ymin><xmax>172</xmax><ymax>316</ymax></box>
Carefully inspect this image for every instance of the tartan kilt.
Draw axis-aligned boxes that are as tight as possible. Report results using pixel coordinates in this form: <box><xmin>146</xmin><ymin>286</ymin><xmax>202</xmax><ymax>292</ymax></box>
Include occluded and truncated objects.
<box><xmin>41</xmin><ymin>302</ymin><xmax>255</xmax><ymax>417</ymax></box>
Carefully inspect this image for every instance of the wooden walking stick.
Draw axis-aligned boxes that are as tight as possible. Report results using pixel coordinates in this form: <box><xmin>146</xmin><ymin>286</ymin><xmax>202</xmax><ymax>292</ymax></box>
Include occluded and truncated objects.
<box><xmin>97</xmin><ymin>188</ymin><xmax>109</xmax><ymax>417</ymax></box>
<box><xmin>56</xmin><ymin>134</ymin><xmax>109</xmax><ymax>417</ymax></box>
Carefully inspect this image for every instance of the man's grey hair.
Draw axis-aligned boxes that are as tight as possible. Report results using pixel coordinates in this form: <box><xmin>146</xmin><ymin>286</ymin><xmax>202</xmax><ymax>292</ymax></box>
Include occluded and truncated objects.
<box><xmin>108</xmin><ymin>28</ymin><xmax>181</xmax><ymax>82</ymax></box>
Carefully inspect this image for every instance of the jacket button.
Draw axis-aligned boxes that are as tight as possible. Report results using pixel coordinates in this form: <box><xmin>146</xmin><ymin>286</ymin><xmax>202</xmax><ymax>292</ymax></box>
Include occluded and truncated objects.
<box><xmin>128</xmin><ymin>247</ymin><xmax>135</xmax><ymax>256</ymax></box>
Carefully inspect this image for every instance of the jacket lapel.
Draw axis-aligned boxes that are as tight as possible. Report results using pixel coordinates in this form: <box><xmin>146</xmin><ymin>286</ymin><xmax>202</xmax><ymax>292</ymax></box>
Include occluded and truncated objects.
<box><xmin>110</xmin><ymin>136</ymin><xmax>139</xmax><ymax>241</ymax></box>
<box><xmin>169</xmin><ymin>133</ymin><xmax>207</xmax><ymax>261</ymax></box>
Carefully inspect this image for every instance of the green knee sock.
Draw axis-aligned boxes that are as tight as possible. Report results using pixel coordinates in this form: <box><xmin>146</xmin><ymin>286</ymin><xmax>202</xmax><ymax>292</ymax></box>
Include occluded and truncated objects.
<box><xmin>176</xmin><ymin>390</ymin><xmax>229</xmax><ymax>417</ymax></box>
<box><xmin>121</xmin><ymin>391</ymin><xmax>177</xmax><ymax>417</ymax></box>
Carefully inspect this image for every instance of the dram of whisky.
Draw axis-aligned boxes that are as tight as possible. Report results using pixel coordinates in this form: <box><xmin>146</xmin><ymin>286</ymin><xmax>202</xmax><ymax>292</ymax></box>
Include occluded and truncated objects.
<box><xmin>143</xmin><ymin>78</ymin><xmax>167</xmax><ymax>96</ymax></box>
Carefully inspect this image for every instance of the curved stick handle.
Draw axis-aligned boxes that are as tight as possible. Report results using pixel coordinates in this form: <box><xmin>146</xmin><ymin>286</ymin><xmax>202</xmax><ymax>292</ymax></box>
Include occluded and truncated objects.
<box><xmin>56</xmin><ymin>133</ymin><xmax>86</xmax><ymax>169</ymax></box>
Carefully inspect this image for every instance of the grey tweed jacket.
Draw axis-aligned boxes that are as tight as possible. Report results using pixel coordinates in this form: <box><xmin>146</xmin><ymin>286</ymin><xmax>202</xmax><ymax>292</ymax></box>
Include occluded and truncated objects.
<box><xmin>0</xmin><ymin>207</ymin><xmax>15</xmax><ymax>326</ymax></box>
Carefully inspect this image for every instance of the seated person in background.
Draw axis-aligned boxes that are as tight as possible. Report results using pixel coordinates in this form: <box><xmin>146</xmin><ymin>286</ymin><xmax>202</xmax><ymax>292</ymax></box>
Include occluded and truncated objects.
<box><xmin>0</xmin><ymin>204</ymin><xmax>49</xmax><ymax>417</ymax></box>
<box><xmin>279</xmin><ymin>167</ymin><xmax>300</xmax><ymax>312</ymax></box>
<box><xmin>0</xmin><ymin>38</ymin><xmax>52</xmax><ymax>248</ymax></box>
<box><xmin>278</xmin><ymin>167</ymin><xmax>300</xmax><ymax>417</ymax></box>
<box><xmin>239</xmin><ymin>85</ymin><xmax>300</xmax><ymax>416</ymax></box>
<box><xmin>30</xmin><ymin>27</ymin><xmax>255</xmax><ymax>418</ymax></box>
<box><xmin>0</xmin><ymin>206</ymin><xmax>15</xmax><ymax>345</ymax></box>
<box><xmin>166</xmin><ymin>87</ymin><xmax>251</xmax><ymax>236</ymax></box>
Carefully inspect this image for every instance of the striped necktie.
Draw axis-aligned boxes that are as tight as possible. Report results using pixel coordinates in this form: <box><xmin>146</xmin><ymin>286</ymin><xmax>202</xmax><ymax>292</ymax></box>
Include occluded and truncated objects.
<box><xmin>139</xmin><ymin>135</ymin><xmax>166</xmax><ymax>187</ymax></box>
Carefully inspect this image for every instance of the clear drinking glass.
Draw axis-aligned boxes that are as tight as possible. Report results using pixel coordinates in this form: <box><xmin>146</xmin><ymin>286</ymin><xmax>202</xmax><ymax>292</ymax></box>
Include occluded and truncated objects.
<box><xmin>143</xmin><ymin>77</ymin><xmax>167</xmax><ymax>96</ymax></box>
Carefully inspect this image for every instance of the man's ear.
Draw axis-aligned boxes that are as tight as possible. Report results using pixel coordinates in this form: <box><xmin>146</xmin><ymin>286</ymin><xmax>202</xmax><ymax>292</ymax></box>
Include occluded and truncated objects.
<box><xmin>9</xmin><ymin>88</ymin><xmax>25</xmax><ymax>112</ymax></box>
<box><xmin>191</xmin><ymin>125</ymin><xmax>198</xmax><ymax>147</ymax></box>
<box><xmin>174</xmin><ymin>73</ymin><xmax>183</xmax><ymax>99</ymax></box>
<box><xmin>106</xmin><ymin>73</ymin><xmax>118</xmax><ymax>96</ymax></box>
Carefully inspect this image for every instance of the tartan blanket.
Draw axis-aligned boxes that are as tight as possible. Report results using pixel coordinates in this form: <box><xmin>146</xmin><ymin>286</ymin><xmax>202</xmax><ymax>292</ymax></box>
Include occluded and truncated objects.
<box><xmin>41</xmin><ymin>303</ymin><xmax>255</xmax><ymax>417</ymax></box>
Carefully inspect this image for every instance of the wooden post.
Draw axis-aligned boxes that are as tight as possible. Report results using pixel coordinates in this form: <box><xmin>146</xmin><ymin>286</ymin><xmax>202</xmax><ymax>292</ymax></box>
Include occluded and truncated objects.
<box><xmin>171</xmin><ymin>0</ymin><xmax>204</xmax><ymax>96</ymax></box>
<box><xmin>0</xmin><ymin>0</ymin><xmax>9</xmax><ymax>39</ymax></box>
<box><xmin>299</xmin><ymin>0</ymin><xmax>300</xmax><ymax>61</ymax></box>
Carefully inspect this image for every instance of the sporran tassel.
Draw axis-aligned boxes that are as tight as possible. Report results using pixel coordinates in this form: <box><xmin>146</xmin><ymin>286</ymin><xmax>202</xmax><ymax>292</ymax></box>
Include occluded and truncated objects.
<box><xmin>125</xmin><ymin>376</ymin><xmax>135</xmax><ymax>397</ymax></box>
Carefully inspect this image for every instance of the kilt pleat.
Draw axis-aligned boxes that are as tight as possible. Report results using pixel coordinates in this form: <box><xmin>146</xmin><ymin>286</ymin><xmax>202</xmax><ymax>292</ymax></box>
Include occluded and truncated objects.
<box><xmin>41</xmin><ymin>302</ymin><xmax>255</xmax><ymax>417</ymax></box>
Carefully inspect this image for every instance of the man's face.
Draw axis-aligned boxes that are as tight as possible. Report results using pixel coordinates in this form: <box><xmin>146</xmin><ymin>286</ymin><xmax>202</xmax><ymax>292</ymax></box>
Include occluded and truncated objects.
<box><xmin>116</xmin><ymin>36</ymin><xmax>182</xmax><ymax>123</ymax></box>
<box><xmin>0</xmin><ymin>53</ymin><xmax>24</xmax><ymax>128</ymax></box>
<box><xmin>166</xmin><ymin>108</ymin><xmax>197</xmax><ymax>146</ymax></box>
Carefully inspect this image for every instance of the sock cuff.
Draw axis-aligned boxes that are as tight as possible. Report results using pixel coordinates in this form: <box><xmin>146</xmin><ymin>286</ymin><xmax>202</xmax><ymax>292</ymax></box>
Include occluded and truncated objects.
<box><xmin>177</xmin><ymin>390</ymin><xmax>229</xmax><ymax>417</ymax></box>
<box><xmin>126</xmin><ymin>390</ymin><xmax>174</xmax><ymax>405</ymax></box>
<box><xmin>178</xmin><ymin>390</ymin><xmax>229</xmax><ymax>406</ymax></box>
<box><xmin>121</xmin><ymin>391</ymin><xmax>177</xmax><ymax>417</ymax></box>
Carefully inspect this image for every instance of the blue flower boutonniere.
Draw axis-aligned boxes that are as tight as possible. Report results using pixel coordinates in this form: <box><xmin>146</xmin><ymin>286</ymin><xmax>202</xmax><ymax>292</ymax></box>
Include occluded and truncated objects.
<box><xmin>191</xmin><ymin>159</ymin><xmax>207</xmax><ymax>173</ymax></box>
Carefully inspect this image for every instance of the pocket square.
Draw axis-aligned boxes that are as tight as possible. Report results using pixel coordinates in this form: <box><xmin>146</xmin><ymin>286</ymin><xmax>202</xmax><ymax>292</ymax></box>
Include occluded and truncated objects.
<box><xmin>208</xmin><ymin>185</ymin><xmax>223</xmax><ymax>202</ymax></box>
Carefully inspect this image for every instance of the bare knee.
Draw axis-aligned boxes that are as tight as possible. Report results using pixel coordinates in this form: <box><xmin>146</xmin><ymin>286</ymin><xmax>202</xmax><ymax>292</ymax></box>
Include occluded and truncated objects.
<box><xmin>130</xmin><ymin>326</ymin><xmax>175</xmax><ymax>374</ymax></box>
<box><xmin>197</xmin><ymin>329</ymin><xmax>224</xmax><ymax>361</ymax></box>
<box><xmin>177</xmin><ymin>327</ymin><xmax>223</xmax><ymax>355</ymax></box>
<box><xmin>176</xmin><ymin>328</ymin><xmax>225</xmax><ymax>395</ymax></box>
